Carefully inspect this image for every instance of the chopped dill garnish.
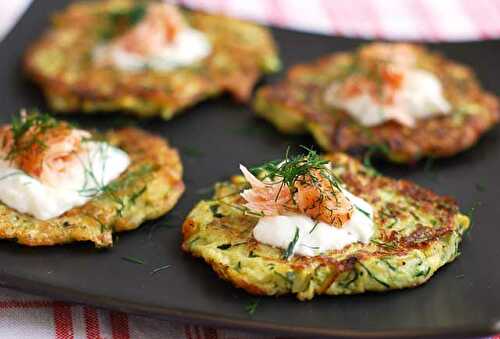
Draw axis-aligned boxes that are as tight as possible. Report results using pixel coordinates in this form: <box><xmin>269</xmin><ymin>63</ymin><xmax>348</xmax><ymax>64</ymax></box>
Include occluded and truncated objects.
<box><xmin>100</xmin><ymin>3</ymin><xmax>147</xmax><ymax>40</ymax></box>
<box><xmin>79</xmin><ymin>162</ymin><xmax>153</xmax><ymax>216</ymax></box>
<box><xmin>121</xmin><ymin>256</ymin><xmax>146</xmax><ymax>265</ymax></box>
<box><xmin>355</xmin><ymin>205</ymin><xmax>371</xmax><ymax>218</ymax></box>
<box><xmin>150</xmin><ymin>264</ymin><xmax>171</xmax><ymax>275</ymax></box>
<box><xmin>10</xmin><ymin>111</ymin><xmax>58</xmax><ymax>142</ymax></box>
<box><xmin>5</xmin><ymin>110</ymin><xmax>60</xmax><ymax>161</ymax></box>
<box><xmin>250</xmin><ymin>146</ymin><xmax>343</xmax><ymax>199</ymax></box>
<box><xmin>245</xmin><ymin>299</ymin><xmax>259</xmax><ymax>315</ymax></box>
<box><xmin>217</xmin><ymin>200</ymin><xmax>264</xmax><ymax>218</ymax></box>
<box><xmin>309</xmin><ymin>221</ymin><xmax>319</xmax><ymax>234</ymax></box>
<box><xmin>282</xmin><ymin>226</ymin><xmax>300</xmax><ymax>260</ymax></box>
<box><xmin>123</xmin><ymin>3</ymin><xmax>147</xmax><ymax>25</ymax></box>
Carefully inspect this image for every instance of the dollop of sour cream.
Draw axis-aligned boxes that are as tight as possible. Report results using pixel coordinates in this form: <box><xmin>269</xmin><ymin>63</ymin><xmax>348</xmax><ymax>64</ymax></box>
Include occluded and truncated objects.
<box><xmin>0</xmin><ymin>142</ymin><xmax>130</xmax><ymax>220</ymax></box>
<box><xmin>325</xmin><ymin>68</ymin><xmax>451</xmax><ymax>128</ymax></box>
<box><xmin>94</xmin><ymin>28</ymin><xmax>211</xmax><ymax>72</ymax></box>
<box><xmin>252</xmin><ymin>189</ymin><xmax>374</xmax><ymax>257</ymax></box>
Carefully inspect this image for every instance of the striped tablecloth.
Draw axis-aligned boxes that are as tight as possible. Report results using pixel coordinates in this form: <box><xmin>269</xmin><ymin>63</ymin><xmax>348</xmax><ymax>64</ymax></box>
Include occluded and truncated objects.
<box><xmin>1</xmin><ymin>1</ymin><xmax>500</xmax><ymax>338</ymax></box>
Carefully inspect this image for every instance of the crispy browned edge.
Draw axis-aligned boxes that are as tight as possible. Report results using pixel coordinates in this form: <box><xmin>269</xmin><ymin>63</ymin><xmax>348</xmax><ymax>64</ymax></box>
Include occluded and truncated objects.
<box><xmin>255</xmin><ymin>48</ymin><xmax>500</xmax><ymax>163</ymax></box>
<box><xmin>0</xmin><ymin>127</ymin><xmax>184</xmax><ymax>247</ymax></box>
<box><xmin>180</xmin><ymin>153</ymin><xmax>464</xmax><ymax>296</ymax></box>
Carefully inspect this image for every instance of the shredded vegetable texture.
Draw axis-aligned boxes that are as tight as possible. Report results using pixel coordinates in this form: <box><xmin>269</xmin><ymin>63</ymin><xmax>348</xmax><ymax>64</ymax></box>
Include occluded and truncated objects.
<box><xmin>250</xmin><ymin>147</ymin><xmax>343</xmax><ymax>200</ymax></box>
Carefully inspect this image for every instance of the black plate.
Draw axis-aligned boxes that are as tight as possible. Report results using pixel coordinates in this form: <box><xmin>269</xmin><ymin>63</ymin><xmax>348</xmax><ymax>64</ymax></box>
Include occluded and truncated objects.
<box><xmin>1</xmin><ymin>1</ymin><xmax>500</xmax><ymax>338</ymax></box>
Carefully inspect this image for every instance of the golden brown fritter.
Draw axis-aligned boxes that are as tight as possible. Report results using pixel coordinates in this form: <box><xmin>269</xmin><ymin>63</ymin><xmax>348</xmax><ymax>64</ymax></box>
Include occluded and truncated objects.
<box><xmin>24</xmin><ymin>0</ymin><xmax>280</xmax><ymax>119</ymax></box>
<box><xmin>182</xmin><ymin>153</ymin><xmax>469</xmax><ymax>300</ymax></box>
<box><xmin>254</xmin><ymin>44</ymin><xmax>499</xmax><ymax>163</ymax></box>
<box><xmin>0</xmin><ymin>127</ymin><xmax>184</xmax><ymax>247</ymax></box>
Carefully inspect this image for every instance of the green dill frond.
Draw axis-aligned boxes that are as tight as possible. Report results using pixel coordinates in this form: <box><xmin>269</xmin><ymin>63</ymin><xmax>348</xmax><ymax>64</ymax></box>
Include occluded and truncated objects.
<box><xmin>121</xmin><ymin>256</ymin><xmax>146</xmax><ymax>265</ymax></box>
<box><xmin>250</xmin><ymin>146</ymin><xmax>342</xmax><ymax>191</ymax></box>
<box><xmin>282</xmin><ymin>226</ymin><xmax>300</xmax><ymax>260</ymax></box>
<box><xmin>245</xmin><ymin>299</ymin><xmax>260</xmax><ymax>315</ymax></box>
<box><xmin>5</xmin><ymin>110</ymin><xmax>60</xmax><ymax>161</ymax></box>
<box><xmin>78</xmin><ymin>141</ymin><xmax>154</xmax><ymax>216</ymax></box>
<box><xmin>10</xmin><ymin>110</ymin><xmax>59</xmax><ymax>141</ymax></box>
<box><xmin>100</xmin><ymin>2</ymin><xmax>147</xmax><ymax>40</ymax></box>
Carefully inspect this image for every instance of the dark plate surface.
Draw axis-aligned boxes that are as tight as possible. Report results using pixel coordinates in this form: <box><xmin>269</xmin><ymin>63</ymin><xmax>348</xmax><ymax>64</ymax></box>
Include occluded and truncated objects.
<box><xmin>1</xmin><ymin>1</ymin><xmax>500</xmax><ymax>337</ymax></box>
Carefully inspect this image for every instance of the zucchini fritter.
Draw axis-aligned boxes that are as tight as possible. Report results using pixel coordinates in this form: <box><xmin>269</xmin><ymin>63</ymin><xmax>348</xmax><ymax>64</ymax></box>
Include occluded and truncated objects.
<box><xmin>24</xmin><ymin>0</ymin><xmax>280</xmax><ymax>119</ymax></box>
<box><xmin>182</xmin><ymin>153</ymin><xmax>469</xmax><ymax>300</ymax></box>
<box><xmin>0</xmin><ymin>128</ymin><xmax>184</xmax><ymax>247</ymax></box>
<box><xmin>254</xmin><ymin>43</ymin><xmax>499</xmax><ymax>163</ymax></box>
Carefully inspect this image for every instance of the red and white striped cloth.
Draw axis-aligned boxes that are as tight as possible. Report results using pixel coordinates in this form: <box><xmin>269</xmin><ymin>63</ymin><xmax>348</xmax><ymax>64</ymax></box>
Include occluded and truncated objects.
<box><xmin>177</xmin><ymin>0</ymin><xmax>500</xmax><ymax>41</ymax></box>
<box><xmin>2</xmin><ymin>1</ymin><xmax>500</xmax><ymax>338</ymax></box>
<box><xmin>0</xmin><ymin>286</ymin><xmax>269</xmax><ymax>339</ymax></box>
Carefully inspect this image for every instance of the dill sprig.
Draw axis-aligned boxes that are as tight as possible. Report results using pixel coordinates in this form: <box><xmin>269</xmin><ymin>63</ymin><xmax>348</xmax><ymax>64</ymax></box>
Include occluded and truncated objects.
<box><xmin>10</xmin><ymin>111</ymin><xmax>58</xmax><ymax>141</ymax></box>
<box><xmin>250</xmin><ymin>146</ymin><xmax>342</xmax><ymax>194</ymax></box>
<box><xmin>309</xmin><ymin>221</ymin><xmax>319</xmax><ymax>234</ymax></box>
<box><xmin>5</xmin><ymin>110</ymin><xmax>60</xmax><ymax>161</ymax></box>
<box><xmin>150</xmin><ymin>264</ymin><xmax>172</xmax><ymax>275</ymax></box>
<box><xmin>245</xmin><ymin>299</ymin><xmax>260</xmax><ymax>315</ymax></box>
<box><xmin>121</xmin><ymin>256</ymin><xmax>146</xmax><ymax>265</ymax></box>
<box><xmin>100</xmin><ymin>2</ymin><xmax>147</xmax><ymax>40</ymax></box>
<box><xmin>216</xmin><ymin>200</ymin><xmax>265</xmax><ymax>218</ymax></box>
<box><xmin>78</xmin><ymin>144</ymin><xmax>153</xmax><ymax>216</ymax></box>
<box><xmin>282</xmin><ymin>226</ymin><xmax>300</xmax><ymax>260</ymax></box>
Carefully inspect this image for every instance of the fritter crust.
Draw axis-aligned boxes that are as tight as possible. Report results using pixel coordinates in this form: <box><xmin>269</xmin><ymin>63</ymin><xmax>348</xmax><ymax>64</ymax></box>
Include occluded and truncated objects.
<box><xmin>182</xmin><ymin>153</ymin><xmax>469</xmax><ymax>300</ymax></box>
<box><xmin>0</xmin><ymin>128</ymin><xmax>184</xmax><ymax>247</ymax></box>
<box><xmin>24</xmin><ymin>0</ymin><xmax>280</xmax><ymax>119</ymax></box>
<box><xmin>254</xmin><ymin>45</ymin><xmax>499</xmax><ymax>163</ymax></box>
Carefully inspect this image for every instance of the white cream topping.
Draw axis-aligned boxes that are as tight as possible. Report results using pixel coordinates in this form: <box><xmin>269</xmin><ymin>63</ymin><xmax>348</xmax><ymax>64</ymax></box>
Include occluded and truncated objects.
<box><xmin>0</xmin><ymin>142</ymin><xmax>130</xmax><ymax>220</ymax></box>
<box><xmin>324</xmin><ymin>69</ymin><xmax>451</xmax><ymax>127</ymax></box>
<box><xmin>252</xmin><ymin>189</ymin><xmax>374</xmax><ymax>257</ymax></box>
<box><xmin>93</xmin><ymin>28</ymin><xmax>211</xmax><ymax>72</ymax></box>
